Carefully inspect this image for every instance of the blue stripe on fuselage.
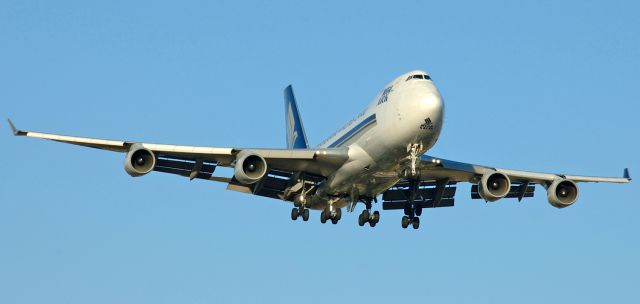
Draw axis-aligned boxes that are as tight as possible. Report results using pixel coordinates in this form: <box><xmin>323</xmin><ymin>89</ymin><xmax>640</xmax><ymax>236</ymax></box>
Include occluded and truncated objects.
<box><xmin>328</xmin><ymin>114</ymin><xmax>377</xmax><ymax>148</ymax></box>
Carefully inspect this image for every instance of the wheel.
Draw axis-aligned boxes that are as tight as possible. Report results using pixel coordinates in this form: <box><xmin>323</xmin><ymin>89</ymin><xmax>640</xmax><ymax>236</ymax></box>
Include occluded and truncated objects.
<box><xmin>404</xmin><ymin>204</ymin><xmax>412</xmax><ymax>216</ymax></box>
<box><xmin>412</xmin><ymin>217</ymin><xmax>420</xmax><ymax>229</ymax></box>
<box><xmin>369</xmin><ymin>220</ymin><xmax>376</xmax><ymax>227</ymax></box>
<box><xmin>291</xmin><ymin>208</ymin><xmax>299</xmax><ymax>220</ymax></box>
<box><xmin>401</xmin><ymin>216</ymin><xmax>410</xmax><ymax>229</ymax></box>
<box><xmin>362</xmin><ymin>209</ymin><xmax>370</xmax><ymax>220</ymax></box>
<box><xmin>293</xmin><ymin>200</ymin><xmax>301</xmax><ymax>208</ymax></box>
<box><xmin>335</xmin><ymin>208</ymin><xmax>342</xmax><ymax>221</ymax></box>
<box><xmin>358</xmin><ymin>214</ymin><xmax>365</xmax><ymax>226</ymax></box>
<box><xmin>415</xmin><ymin>205</ymin><xmax>423</xmax><ymax>216</ymax></box>
<box><xmin>320</xmin><ymin>211</ymin><xmax>327</xmax><ymax>224</ymax></box>
<box><xmin>372</xmin><ymin>211</ymin><xmax>380</xmax><ymax>223</ymax></box>
<box><xmin>331</xmin><ymin>218</ymin><xmax>338</xmax><ymax>225</ymax></box>
<box><xmin>302</xmin><ymin>208</ymin><xmax>310</xmax><ymax>221</ymax></box>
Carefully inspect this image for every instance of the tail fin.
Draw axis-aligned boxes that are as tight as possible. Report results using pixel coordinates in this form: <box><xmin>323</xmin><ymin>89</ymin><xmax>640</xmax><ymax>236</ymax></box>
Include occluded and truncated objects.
<box><xmin>284</xmin><ymin>85</ymin><xmax>309</xmax><ymax>149</ymax></box>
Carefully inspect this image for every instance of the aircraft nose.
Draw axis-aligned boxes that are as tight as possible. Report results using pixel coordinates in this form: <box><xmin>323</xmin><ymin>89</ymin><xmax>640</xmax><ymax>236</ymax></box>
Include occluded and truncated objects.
<box><xmin>421</xmin><ymin>92</ymin><xmax>444</xmax><ymax>118</ymax></box>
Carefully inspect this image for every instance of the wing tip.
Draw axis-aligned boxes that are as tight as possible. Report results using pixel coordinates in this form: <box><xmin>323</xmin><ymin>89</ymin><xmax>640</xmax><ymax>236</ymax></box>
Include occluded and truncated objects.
<box><xmin>7</xmin><ymin>119</ymin><xmax>26</xmax><ymax>136</ymax></box>
<box><xmin>624</xmin><ymin>168</ymin><xmax>631</xmax><ymax>181</ymax></box>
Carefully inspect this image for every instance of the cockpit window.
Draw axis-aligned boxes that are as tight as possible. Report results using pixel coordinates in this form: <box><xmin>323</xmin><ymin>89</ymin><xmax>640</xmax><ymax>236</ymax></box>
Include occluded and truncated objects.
<box><xmin>406</xmin><ymin>74</ymin><xmax>432</xmax><ymax>81</ymax></box>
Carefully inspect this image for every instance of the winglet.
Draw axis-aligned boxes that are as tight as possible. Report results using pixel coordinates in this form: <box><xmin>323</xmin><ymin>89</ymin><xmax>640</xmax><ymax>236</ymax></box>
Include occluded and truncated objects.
<box><xmin>7</xmin><ymin>119</ymin><xmax>27</xmax><ymax>136</ymax></box>
<box><xmin>624</xmin><ymin>168</ymin><xmax>631</xmax><ymax>181</ymax></box>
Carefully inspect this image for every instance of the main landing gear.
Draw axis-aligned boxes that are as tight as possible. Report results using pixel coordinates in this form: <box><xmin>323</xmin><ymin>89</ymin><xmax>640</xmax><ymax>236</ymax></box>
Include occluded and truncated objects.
<box><xmin>401</xmin><ymin>214</ymin><xmax>420</xmax><ymax>229</ymax></box>
<box><xmin>401</xmin><ymin>179</ymin><xmax>422</xmax><ymax>230</ymax></box>
<box><xmin>358</xmin><ymin>210</ymin><xmax>380</xmax><ymax>227</ymax></box>
<box><xmin>401</xmin><ymin>202</ymin><xmax>421</xmax><ymax>229</ymax></box>
<box><xmin>320</xmin><ymin>206</ymin><xmax>342</xmax><ymax>224</ymax></box>
<box><xmin>291</xmin><ymin>194</ymin><xmax>310</xmax><ymax>222</ymax></box>
<box><xmin>291</xmin><ymin>207</ymin><xmax>310</xmax><ymax>221</ymax></box>
<box><xmin>357</xmin><ymin>198</ymin><xmax>380</xmax><ymax>227</ymax></box>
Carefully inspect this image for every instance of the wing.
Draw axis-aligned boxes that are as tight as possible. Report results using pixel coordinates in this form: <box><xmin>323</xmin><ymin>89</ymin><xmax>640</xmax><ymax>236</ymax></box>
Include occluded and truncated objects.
<box><xmin>380</xmin><ymin>154</ymin><xmax>630</xmax><ymax>212</ymax></box>
<box><xmin>8</xmin><ymin>119</ymin><xmax>348</xmax><ymax>201</ymax></box>
<box><xmin>419</xmin><ymin>155</ymin><xmax>630</xmax><ymax>184</ymax></box>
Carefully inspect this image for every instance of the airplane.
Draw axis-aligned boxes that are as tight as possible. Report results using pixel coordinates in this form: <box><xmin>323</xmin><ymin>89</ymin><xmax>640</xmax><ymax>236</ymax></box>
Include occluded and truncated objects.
<box><xmin>8</xmin><ymin>70</ymin><xmax>631</xmax><ymax>229</ymax></box>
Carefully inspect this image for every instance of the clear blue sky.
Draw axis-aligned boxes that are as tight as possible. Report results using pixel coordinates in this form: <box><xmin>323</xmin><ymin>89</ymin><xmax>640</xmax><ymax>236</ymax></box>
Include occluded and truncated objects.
<box><xmin>1</xmin><ymin>1</ymin><xmax>638</xmax><ymax>303</ymax></box>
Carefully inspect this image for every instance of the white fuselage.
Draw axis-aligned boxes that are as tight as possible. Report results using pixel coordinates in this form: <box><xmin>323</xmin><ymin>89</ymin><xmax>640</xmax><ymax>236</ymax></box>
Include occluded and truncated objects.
<box><xmin>309</xmin><ymin>70</ymin><xmax>444</xmax><ymax>209</ymax></box>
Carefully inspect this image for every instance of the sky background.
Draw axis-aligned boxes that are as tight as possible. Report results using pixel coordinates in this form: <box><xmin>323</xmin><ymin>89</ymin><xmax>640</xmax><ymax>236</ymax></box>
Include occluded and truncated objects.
<box><xmin>1</xmin><ymin>1</ymin><xmax>639</xmax><ymax>303</ymax></box>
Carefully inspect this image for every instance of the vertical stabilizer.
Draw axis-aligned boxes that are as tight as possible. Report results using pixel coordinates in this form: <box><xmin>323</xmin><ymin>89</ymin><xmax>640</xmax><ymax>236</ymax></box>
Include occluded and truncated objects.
<box><xmin>284</xmin><ymin>85</ymin><xmax>309</xmax><ymax>149</ymax></box>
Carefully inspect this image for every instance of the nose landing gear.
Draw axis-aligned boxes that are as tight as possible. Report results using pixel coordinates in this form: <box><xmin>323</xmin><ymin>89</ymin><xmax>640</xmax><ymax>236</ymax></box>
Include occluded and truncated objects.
<box><xmin>401</xmin><ymin>179</ymin><xmax>422</xmax><ymax>230</ymax></box>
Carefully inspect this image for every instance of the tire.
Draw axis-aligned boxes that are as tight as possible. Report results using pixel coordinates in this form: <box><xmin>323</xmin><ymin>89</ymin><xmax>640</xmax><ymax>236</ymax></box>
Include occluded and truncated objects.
<box><xmin>302</xmin><ymin>208</ymin><xmax>309</xmax><ymax>221</ymax></box>
<box><xmin>401</xmin><ymin>216</ymin><xmax>410</xmax><ymax>229</ymax></box>
<box><xmin>404</xmin><ymin>205</ymin><xmax>412</xmax><ymax>216</ymax></box>
<box><xmin>358</xmin><ymin>214</ymin><xmax>365</xmax><ymax>226</ymax></box>
<box><xmin>331</xmin><ymin>218</ymin><xmax>338</xmax><ymax>225</ymax></box>
<box><xmin>291</xmin><ymin>208</ymin><xmax>299</xmax><ymax>220</ymax></box>
<box><xmin>362</xmin><ymin>209</ymin><xmax>370</xmax><ymax>221</ymax></box>
<box><xmin>415</xmin><ymin>205</ymin><xmax>423</xmax><ymax>216</ymax></box>
<box><xmin>412</xmin><ymin>217</ymin><xmax>420</xmax><ymax>229</ymax></box>
<box><xmin>373</xmin><ymin>211</ymin><xmax>380</xmax><ymax>223</ymax></box>
<box><xmin>369</xmin><ymin>220</ymin><xmax>376</xmax><ymax>227</ymax></box>
<box><xmin>320</xmin><ymin>211</ymin><xmax>327</xmax><ymax>224</ymax></box>
<box><xmin>335</xmin><ymin>208</ymin><xmax>342</xmax><ymax>221</ymax></box>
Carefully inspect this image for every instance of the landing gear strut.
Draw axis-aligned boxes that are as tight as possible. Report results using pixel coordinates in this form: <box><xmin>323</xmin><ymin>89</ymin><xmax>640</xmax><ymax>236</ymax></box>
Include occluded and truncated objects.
<box><xmin>357</xmin><ymin>197</ymin><xmax>380</xmax><ymax>227</ymax></box>
<box><xmin>401</xmin><ymin>179</ymin><xmax>422</xmax><ymax>230</ymax></box>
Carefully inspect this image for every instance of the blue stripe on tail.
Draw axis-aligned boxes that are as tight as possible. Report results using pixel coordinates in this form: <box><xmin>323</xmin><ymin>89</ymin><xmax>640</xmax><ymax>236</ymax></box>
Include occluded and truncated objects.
<box><xmin>284</xmin><ymin>85</ymin><xmax>309</xmax><ymax>149</ymax></box>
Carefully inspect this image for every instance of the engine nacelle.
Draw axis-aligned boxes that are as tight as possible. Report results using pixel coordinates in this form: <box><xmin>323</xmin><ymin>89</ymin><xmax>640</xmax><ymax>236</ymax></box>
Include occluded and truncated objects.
<box><xmin>547</xmin><ymin>179</ymin><xmax>579</xmax><ymax>208</ymax></box>
<box><xmin>478</xmin><ymin>171</ymin><xmax>511</xmax><ymax>202</ymax></box>
<box><xmin>233</xmin><ymin>150</ymin><xmax>267</xmax><ymax>184</ymax></box>
<box><xmin>124</xmin><ymin>145</ymin><xmax>156</xmax><ymax>177</ymax></box>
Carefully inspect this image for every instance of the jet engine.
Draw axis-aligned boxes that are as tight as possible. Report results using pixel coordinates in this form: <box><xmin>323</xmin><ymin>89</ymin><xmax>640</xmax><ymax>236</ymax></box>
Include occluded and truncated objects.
<box><xmin>478</xmin><ymin>171</ymin><xmax>511</xmax><ymax>202</ymax></box>
<box><xmin>547</xmin><ymin>179</ymin><xmax>579</xmax><ymax>208</ymax></box>
<box><xmin>124</xmin><ymin>144</ymin><xmax>156</xmax><ymax>177</ymax></box>
<box><xmin>234</xmin><ymin>150</ymin><xmax>268</xmax><ymax>184</ymax></box>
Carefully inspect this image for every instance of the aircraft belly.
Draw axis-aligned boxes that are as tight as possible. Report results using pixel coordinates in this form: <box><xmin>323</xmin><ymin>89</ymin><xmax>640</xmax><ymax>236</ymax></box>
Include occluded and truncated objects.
<box><xmin>320</xmin><ymin>145</ymin><xmax>405</xmax><ymax>197</ymax></box>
